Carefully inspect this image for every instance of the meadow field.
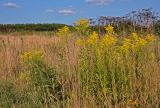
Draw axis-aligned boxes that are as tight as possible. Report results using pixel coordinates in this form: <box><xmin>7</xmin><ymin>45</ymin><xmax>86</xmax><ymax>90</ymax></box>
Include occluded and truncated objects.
<box><xmin>0</xmin><ymin>21</ymin><xmax>160</xmax><ymax>108</ymax></box>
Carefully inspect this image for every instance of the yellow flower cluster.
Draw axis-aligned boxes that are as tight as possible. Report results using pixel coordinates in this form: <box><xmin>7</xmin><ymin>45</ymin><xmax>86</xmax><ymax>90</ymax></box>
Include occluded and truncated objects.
<box><xmin>131</xmin><ymin>33</ymin><xmax>148</xmax><ymax>51</ymax></box>
<box><xmin>21</xmin><ymin>50</ymin><xmax>44</xmax><ymax>62</ymax></box>
<box><xmin>99</xmin><ymin>25</ymin><xmax>117</xmax><ymax>48</ymax></box>
<box><xmin>75</xmin><ymin>18</ymin><xmax>89</xmax><ymax>28</ymax></box>
<box><xmin>87</xmin><ymin>31</ymin><xmax>98</xmax><ymax>45</ymax></box>
<box><xmin>121</xmin><ymin>38</ymin><xmax>132</xmax><ymax>53</ymax></box>
<box><xmin>105</xmin><ymin>25</ymin><xmax>114</xmax><ymax>34</ymax></box>
<box><xmin>76</xmin><ymin>24</ymin><xmax>156</xmax><ymax>55</ymax></box>
<box><xmin>56</xmin><ymin>26</ymin><xmax>70</xmax><ymax>37</ymax></box>
<box><xmin>150</xmin><ymin>52</ymin><xmax>155</xmax><ymax>61</ymax></box>
<box><xmin>100</xmin><ymin>35</ymin><xmax>117</xmax><ymax>49</ymax></box>
<box><xmin>74</xmin><ymin>18</ymin><xmax>90</xmax><ymax>35</ymax></box>
<box><xmin>132</xmin><ymin>32</ymin><xmax>139</xmax><ymax>41</ymax></box>
<box><xmin>76</xmin><ymin>31</ymin><xmax>98</xmax><ymax>48</ymax></box>
<box><xmin>76</xmin><ymin>39</ymin><xmax>84</xmax><ymax>46</ymax></box>
<box><xmin>146</xmin><ymin>34</ymin><xmax>155</xmax><ymax>42</ymax></box>
<box><xmin>76</xmin><ymin>25</ymin><xmax>117</xmax><ymax>49</ymax></box>
<box><xmin>132</xmin><ymin>38</ymin><xmax>147</xmax><ymax>50</ymax></box>
<box><xmin>121</xmin><ymin>32</ymin><xmax>155</xmax><ymax>53</ymax></box>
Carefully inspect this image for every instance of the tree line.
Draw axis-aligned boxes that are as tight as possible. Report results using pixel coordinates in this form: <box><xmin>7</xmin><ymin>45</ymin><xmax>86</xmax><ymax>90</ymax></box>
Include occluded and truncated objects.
<box><xmin>0</xmin><ymin>23</ymin><xmax>67</xmax><ymax>33</ymax></box>
<box><xmin>0</xmin><ymin>8</ymin><xmax>160</xmax><ymax>35</ymax></box>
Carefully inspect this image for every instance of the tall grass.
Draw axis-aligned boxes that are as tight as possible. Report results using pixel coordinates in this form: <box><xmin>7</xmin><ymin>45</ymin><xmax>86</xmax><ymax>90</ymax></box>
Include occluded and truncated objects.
<box><xmin>0</xmin><ymin>25</ymin><xmax>160</xmax><ymax>108</ymax></box>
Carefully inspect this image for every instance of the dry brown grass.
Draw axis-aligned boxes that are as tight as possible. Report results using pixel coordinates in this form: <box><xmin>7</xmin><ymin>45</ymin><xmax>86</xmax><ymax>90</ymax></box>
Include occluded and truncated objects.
<box><xmin>0</xmin><ymin>34</ymin><xmax>79</xmax><ymax>83</ymax></box>
<box><xmin>0</xmin><ymin>33</ymin><xmax>160</xmax><ymax>108</ymax></box>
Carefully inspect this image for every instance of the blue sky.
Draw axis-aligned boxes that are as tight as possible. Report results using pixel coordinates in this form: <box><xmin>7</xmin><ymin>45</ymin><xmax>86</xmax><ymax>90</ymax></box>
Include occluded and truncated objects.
<box><xmin>0</xmin><ymin>0</ymin><xmax>159</xmax><ymax>24</ymax></box>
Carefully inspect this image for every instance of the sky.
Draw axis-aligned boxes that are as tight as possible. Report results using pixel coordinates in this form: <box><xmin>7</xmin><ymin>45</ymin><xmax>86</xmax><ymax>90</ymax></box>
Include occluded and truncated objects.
<box><xmin>0</xmin><ymin>0</ymin><xmax>159</xmax><ymax>25</ymax></box>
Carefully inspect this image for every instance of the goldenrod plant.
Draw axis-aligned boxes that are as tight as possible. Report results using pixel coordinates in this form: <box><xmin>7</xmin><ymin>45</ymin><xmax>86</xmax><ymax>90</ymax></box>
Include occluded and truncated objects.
<box><xmin>74</xmin><ymin>18</ymin><xmax>90</xmax><ymax>36</ymax></box>
<box><xmin>56</xmin><ymin>26</ymin><xmax>71</xmax><ymax>39</ymax></box>
<box><xmin>76</xmin><ymin>25</ymin><xmax>158</xmax><ymax>107</ymax></box>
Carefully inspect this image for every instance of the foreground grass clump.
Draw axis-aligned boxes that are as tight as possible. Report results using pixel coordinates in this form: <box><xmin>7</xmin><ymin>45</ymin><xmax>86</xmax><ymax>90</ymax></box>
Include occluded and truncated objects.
<box><xmin>0</xmin><ymin>25</ymin><xmax>160</xmax><ymax>108</ymax></box>
<box><xmin>0</xmin><ymin>50</ymin><xmax>65</xmax><ymax>107</ymax></box>
<box><xmin>0</xmin><ymin>80</ymin><xmax>18</xmax><ymax>107</ymax></box>
<box><xmin>20</xmin><ymin>50</ymin><xmax>67</xmax><ymax>107</ymax></box>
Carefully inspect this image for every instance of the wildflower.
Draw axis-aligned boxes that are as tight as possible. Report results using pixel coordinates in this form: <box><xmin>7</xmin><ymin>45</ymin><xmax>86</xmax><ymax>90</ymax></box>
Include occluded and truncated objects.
<box><xmin>105</xmin><ymin>25</ymin><xmax>114</xmax><ymax>34</ymax></box>
<box><xmin>75</xmin><ymin>18</ymin><xmax>89</xmax><ymax>27</ymax></box>
<box><xmin>87</xmin><ymin>31</ymin><xmax>98</xmax><ymax>45</ymax></box>
<box><xmin>21</xmin><ymin>50</ymin><xmax>44</xmax><ymax>63</ymax></box>
<box><xmin>56</xmin><ymin>26</ymin><xmax>70</xmax><ymax>37</ymax></box>
<box><xmin>138</xmin><ymin>38</ymin><xmax>147</xmax><ymax>46</ymax></box>
<box><xmin>74</xmin><ymin>18</ymin><xmax>89</xmax><ymax>36</ymax></box>
<box><xmin>132</xmin><ymin>38</ymin><xmax>147</xmax><ymax>51</ymax></box>
<box><xmin>131</xmin><ymin>32</ymin><xmax>147</xmax><ymax>51</ymax></box>
<box><xmin>146</xmin><ymin>34</ymin><xmax>155</xmax><ymax>42</ymax></box>
<box><xmin>76</xmin><ymin>39</ymin><xmax>84</xmax><ymax>46</ymax></box>
<box><xmin>132</xmin><ymin>32</ymin><xmax>139</xmax><ymax>42</ymax></box>
<box><xmin>150</xmin><ymin>52</ymin><xmax>155</xmax><ymax>61</ymax></box>
<box><xmin>100</xmin><ymin>34</ymin><xmax>117</xmax><ymax>49</ymax></box>
<box><xmin>121</xmin><ymin>38</ymin><xmax>132</xmax><ymax>53</ymax></box>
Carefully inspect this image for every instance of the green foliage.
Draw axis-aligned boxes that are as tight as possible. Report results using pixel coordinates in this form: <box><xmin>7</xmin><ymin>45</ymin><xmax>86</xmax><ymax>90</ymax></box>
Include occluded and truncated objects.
<box><xmin>21</xmin><ymin>50</ymin><xmax>63</xmax><ymax>105</ymax></box>
<box><xmin>74</xmin><ymin>18</ymin><xmax>90</xmax><ymax>36</ymax></box>
<box><xmin>0</xmin><ymin>80</ymin><xmax>17</xmax><ymax>108</ymax></box>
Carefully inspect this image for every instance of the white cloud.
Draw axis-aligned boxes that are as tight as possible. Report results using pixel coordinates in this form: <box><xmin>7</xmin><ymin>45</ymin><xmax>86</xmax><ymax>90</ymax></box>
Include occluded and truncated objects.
<box><xmin>46</xmin><ymin>9</ymin><xmax>54</xmax><ymax>13</ymax></box>
<box><xmin>58</xmin><ymin>9</ymin><xmax>76</xmax><ymax>15</ymax></box>
<box><xmin>3</xmin><ymin>2</ymin><xmax>19</xmax><ymax>8</ymax></box>
<box><xmin>86</xmin><ymin>0</ymin><xmax>113</xmax><ymax>5</ymax></box>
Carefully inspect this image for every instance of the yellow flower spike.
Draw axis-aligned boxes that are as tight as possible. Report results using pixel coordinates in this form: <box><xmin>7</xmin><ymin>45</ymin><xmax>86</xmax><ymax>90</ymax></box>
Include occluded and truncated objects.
<box><xmin>87</xmin><ymin>31</ymin><xmax>98</xmax><ymax>45</ymax></box>
<box><xmin>124</xmin><ymin>38</ymin><xmax>131</xmax><ymax>44</ymax></box>
<box><xmin>21</xmin><ymin>50</ymin><xmax>44</xmax><ymax>63</ymax></box>
<box><xmin>131</xmin><ymin>37</ymin><xmax>147</xmax><ymax>52</ymax></box>
<box><xmin>132</xmin><ymin>32</ymin><xmax>139</xmax><ymax>41</ymax></box>
<box><xmin>150</xmin><ymin>52</ymin><xmax>155</xmax><ymax>61</ymax></box>
<box><xmin>76</xmin><ymin>39</ymin><xmax>84</xmax><ymax>46</ymax></box>
<box><xmin>100</xmin><ymin>34</ymin><xmax>117</xmax><ymax>49</ymax></box>
<box><xmin>146</xmin><ymin>34</ymin><xmax>155</xmax><ymax>42</ymax></box>
<box><xmin>121</xmin><ymin>38</ymin><xmax>132</xmax><ymax>53</ymax></box>
<box><xmin>56</xmin><ymin>26</ymin><xmax>70</xmax><ymax>37</ymax></box>
<box><xmin>139</xmin><ymin>38</ymin><xmax>147</xmax><ymax>46</ymax></box>
<box><xmin>75</xmin><ymin>18</ymin><xmax>89</xmax><ymax>27</ymax></box>
<box><xmin>105</xmin><ymin>25</ymin><xmax>114</xmax><ymax>34</ymax></box>
<box><xmin>74</xmin><ymin>18</ymin><xmax>89</xmax><ymax>35</ymax></box>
